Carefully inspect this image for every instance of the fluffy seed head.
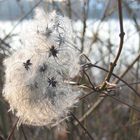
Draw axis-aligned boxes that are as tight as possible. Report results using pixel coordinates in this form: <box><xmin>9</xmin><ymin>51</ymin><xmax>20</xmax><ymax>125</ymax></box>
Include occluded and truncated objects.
<box><xmin>3</xmin><ymin>10</ymin><xmax>81</xmax><ymax>126</ymax></box>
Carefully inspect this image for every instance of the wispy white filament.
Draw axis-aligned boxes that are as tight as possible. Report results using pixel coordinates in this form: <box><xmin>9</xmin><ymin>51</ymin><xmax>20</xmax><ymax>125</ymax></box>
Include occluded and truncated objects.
<box><xmin>3</xmin><ymin>10</ymin><xmax>81</xmax><ymax>126</ymax></box>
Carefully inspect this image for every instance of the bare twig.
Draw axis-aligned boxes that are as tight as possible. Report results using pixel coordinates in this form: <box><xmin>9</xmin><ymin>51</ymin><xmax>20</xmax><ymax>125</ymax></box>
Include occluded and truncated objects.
<box><xmin>102</xmin><ymin>91</ymin><xmax>140</xmax><ymax>112</ymax></box>
<box><xmin>67</xmin><ymin>0</ymin><xmax>72</xmax><ymax>18</ymax></box>
<box><xmin>115</xmin><ymin>53</ymin><xmax>140</xmax><ymax>84</ymax></box>
<box><xmin>0</xmin><ymin>38</ymin><xmax>11</xmax><ymax>48</ymax></box>
<box><xmin>101</xmin><ymin>0</ymin><xmax>125</xmax><ymax>88</ymax></box>
<box><xmin>78</xmin><ymin>86</ymin><xmax>140</xmax><ymax>125</ymax></box>
<box><xmin>2</xmin><ymin>0</ymin><xmax>43</xmax><ymax>42</ymax></box>
<box><xmin>75</xmin><ymin>97</ymin><xmax>105</xmax><ymax>125</ymax></box>
<box><xmin>84</xmin><ymin>63</ymin><xmax>140</xmax><ymax>98</ymax></box>
<box><xmin>70</xmin><ymin>112</ymin><xmax>94</xmax><ymax>140</ymax></box>
<box><xmin>20</xmin><ymin>125</ymin><xmax>28</xmax><ymax>140</ymax></box>
<box><xmin>117</xmin><ymin>81</ymin><xmax>140</xmax><ymax>88</ymax></box>
<box><xmin>81</xmin><ymin>0</ymin><xmax>88</xmax><ymax>53</ymax></box>
<box><xmin>7</xmin><ymin>118</ymin><xmax>19</xmax><ymax>140</ymax></box>
<box><xmin>83</xmin><ymin>69</ymin><xmax>96</xmax><ymax>90</ymax></box>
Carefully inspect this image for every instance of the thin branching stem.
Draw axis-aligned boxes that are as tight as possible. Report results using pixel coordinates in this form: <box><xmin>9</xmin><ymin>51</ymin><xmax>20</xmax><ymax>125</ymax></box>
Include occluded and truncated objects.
<box><xmin>84</xmin><ymin>63</ymin><xmax>140</xmax><ymax>98</ymax></box>
<box><xmin>70</xmin><ymin>112</ymin><xmax>94</xmax><ymax>140</ymax></box>
<box><xmin>101</xmin><ymin>0</ymin><xmax>125</xmax><ymax>88</ymax></box>
<box><xmin>67</xmin><ymin>0</ymin><xmax>72</xmax><ymax>18</ymax></box>
<box><xmin>115</xmin><ymin>53</ymin><xmax>140</xmax><ymax>84</ymax></box>
<box><xmin>81</xmin><ymin>0</ymin><xmax>88</xmax><ymax>53</ymax></box>
<box><xmin>76</xmin><ymin>97</ymin><xmax>105</xmax><ymax>125</ymax></box>
<box><xmin>20</xmin><ymin>125</ymin><xmax>28</xmax><ymax>140</ymax></box>
<box><xmin>7</xmin><ymin>118</ymin><xmax>19</xmax><ymax>140</ymax></box>
<box><xmin>102</xmin><ymin>91</ymin><xmax>140</xmax><ymax>112</ymax></box>
<box><xmin>83</xmin><ymin>69</ymin><xmax>96</xmax><ymax>90</ymax></box>
<box><xmin>2</xmin><ymin>0</ymin><xmax>43</xmax><ymax>42</ymax></box>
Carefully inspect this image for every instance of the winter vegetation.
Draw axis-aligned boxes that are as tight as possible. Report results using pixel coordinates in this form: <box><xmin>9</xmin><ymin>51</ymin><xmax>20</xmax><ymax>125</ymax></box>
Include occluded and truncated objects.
<box><xmin>0</xmin><ymin>0</ymin><xmax>140</xmax><ymax>140</ymax></box>
<box><xmin>3</xmin><ymin>11</ymin><xmax>81</xmax><ymax>126</ymax></box>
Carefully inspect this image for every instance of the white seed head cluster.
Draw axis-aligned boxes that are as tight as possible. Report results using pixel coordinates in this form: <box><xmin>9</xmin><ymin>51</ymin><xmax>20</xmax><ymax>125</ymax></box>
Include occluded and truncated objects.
<box><xmin>3</xmin><ymin>10</ymin><xmax>81</xmax><ymax>126</ymax></box>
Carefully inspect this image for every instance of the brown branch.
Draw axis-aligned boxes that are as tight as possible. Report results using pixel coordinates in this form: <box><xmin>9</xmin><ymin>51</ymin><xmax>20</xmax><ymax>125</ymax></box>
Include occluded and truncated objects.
<box><xmin>81</xmin><ymin>0</ymin><xmax>89</xmax><ymax>53</ymax></box>
<box><xmin>7</xmin><ymin>118</ymin><xmax>19</xmax><ymax>140</ymax></box>
<box><xmin>20</xmin><ymin>125</ymin><xmax>28</xmax><ymax>140</ymax></box>
<box><xmin>2</xmin><ymin>0</ymin><xmax>43</xmax><ymax>42</ymax></box>
<box><xmin>70</xmin><ymin>112</ymin><xmax>94</xmax><ymax>140</ymax></box>
<box><xmin>78</xmin><ymin>88</ymin><xmax>140</xmax><ymax>125</ymax></box>
<box><xmin>83</xmin><ymin>69</ymin><xmax>96</xmax><ymax>90</ymax></box>
<box><xmin>83</xmin><ymin>63</ymin><xmax>140</xmax><ymax>98</ymax></box>
<box><xmin>117</xmin><ymin>81</ymin><xmax>140</xmax><ymax>88</ymax></box>
<box><xmin>102</xmin><ymin>91</ymin><xmax>140</xmax><ymax>112</ymax></box>
<box><xmin>67</xmin><ymin>0</ymin><xmax>72</xmax><ymax>18</ymax></box>
<box><xmin>115</xmin><ymin>53</ymin><xmax>140</xmax><ymax>84</ymax></box>
<box><xmin>75</xmin><ymin>97</ymin><xmax>105</xmax><ymax>125</ymax></box>
<box><xmin>101</xmin><ymin>0</ymin><xmax>125</xmax><ymax>88</ymax></box>
<box><xmin>0</xmin><ymin>38</ymin><xmax>11</xmax><ymax>48</ymax></box>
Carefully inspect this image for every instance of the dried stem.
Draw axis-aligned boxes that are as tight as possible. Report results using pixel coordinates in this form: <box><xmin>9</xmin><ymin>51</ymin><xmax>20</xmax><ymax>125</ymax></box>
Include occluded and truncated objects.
<box><xmin>85</xmin><ymin>63</ymin><xmax>140</xmax><ymax>98</ymax></box>
<box><xmin>115</xmin><ymin>53</ymin><xmax>140</xmax><ymax>84</ymax></box>
<box><xmin>75</xmin><ymin>97</ymin><xmax>105</xmax><ymax>125</ymax></box>
<box><xmin>101</xmin><ymin>0</ymin><xmax>125</xmax><ymax>88</ymax></box>
<box><xmin>20</xmin><ymin>125</ymin><xmax>28</xmax><ymax>140</ymax></box>
<box><xmin>102</xmin><ymin>91</ymin><xmax>140</xmax><ymax>112</ymax></box>
<box><xmin>67</xmin><ymin>0</ymin><xmax>72</xmax><ymax>18</ymax></box>
<box><xmin>2</xmin><ymin>0</ymin><xmax>42</xmax><ymax>42</ymax></box>
<box><xmin>71</xmin><ymin>112</ymin><xmax>94</xmax><ymax>140</ymax></box>
<box><xmin>7</xmin><ymin>118</ymin><xmax>19</xmax><ymax>140</ymax></box>
<box><xmin>81</xmin><ymin>0</ymin><xmax>88</xmax><ymax>53</ymax></box>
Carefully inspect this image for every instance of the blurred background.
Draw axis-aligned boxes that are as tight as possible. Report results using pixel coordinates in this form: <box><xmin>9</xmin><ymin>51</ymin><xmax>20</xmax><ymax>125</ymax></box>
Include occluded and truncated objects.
<box><xmin>0</xmin><ymin>0</ymin><xmax>140</xmax><ymax>140</ymax></box>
